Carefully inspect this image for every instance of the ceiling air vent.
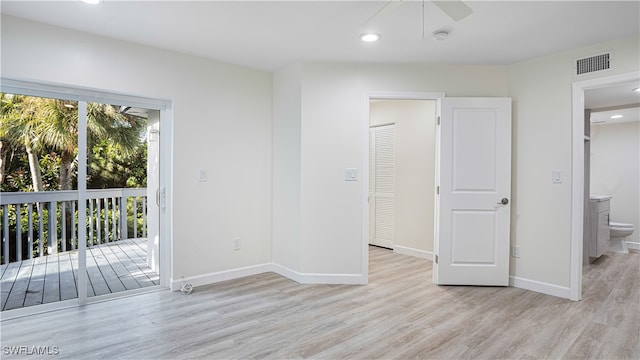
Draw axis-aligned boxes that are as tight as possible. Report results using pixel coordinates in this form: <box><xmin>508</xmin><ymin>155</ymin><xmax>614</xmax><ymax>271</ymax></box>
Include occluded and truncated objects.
<box><xmin>576</xmin><ymin>52</ymin><xmax>612</xmax><ymax>75</ymax></box>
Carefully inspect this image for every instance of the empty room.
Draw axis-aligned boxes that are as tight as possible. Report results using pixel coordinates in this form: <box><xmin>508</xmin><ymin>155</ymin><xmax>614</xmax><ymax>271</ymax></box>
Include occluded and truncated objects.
<box><xmin>1</xmin><ymin>1</ymin><xmax>638</xmax><ymax>359</ymax></box>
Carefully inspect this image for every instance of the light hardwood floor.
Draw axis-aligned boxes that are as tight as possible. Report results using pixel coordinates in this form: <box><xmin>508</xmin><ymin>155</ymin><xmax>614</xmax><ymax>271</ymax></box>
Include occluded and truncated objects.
<box><xmin>1</xmin><ymin>246</ymin><xmax>638</xmax><ymax>359</ymax></box>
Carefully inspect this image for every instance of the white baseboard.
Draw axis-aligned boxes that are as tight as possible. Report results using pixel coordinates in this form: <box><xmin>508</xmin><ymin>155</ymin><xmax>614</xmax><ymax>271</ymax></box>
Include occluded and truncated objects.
<box><xmin>170</xmin><ymin>263</ymin><xmax>272</xmax><ymax>291</ymax></box>
<box><xmin>393</xmin><ymin>245</ymin><xmax>433</xmax><ymax>260</ymax></box>
<box><xmin>627</xmin><ymin>241</ymin><xmax>640</xmax><ymax>250</ymax></box>
<box><xmin>271</xmin><ymin>263</ymin><xmax>367</xmax><ymax>285</ymax></box>
<box><xmin>171</xmin><ymin>263</ymin><xmax>367</xmax><ymax>291</ymax></box>
<box><xmin>509</xmin><ymin>275</ymin><xmax>571</xmax><ymax>299</ymax></box>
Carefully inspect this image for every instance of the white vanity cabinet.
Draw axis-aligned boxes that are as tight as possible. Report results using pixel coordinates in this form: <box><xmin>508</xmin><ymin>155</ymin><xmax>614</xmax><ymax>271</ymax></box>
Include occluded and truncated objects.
<box><xmin>588</xmin><ymin>196</ymin><xmax>611</xmax><ymax>259</ymax></box>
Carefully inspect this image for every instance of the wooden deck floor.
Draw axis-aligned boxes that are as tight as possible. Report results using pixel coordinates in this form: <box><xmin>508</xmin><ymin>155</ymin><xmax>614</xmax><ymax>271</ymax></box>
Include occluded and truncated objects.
<box><xmin>0</xmin><ymin>238</ymin><xmax>159</xmax><ymax>311</ymax></box>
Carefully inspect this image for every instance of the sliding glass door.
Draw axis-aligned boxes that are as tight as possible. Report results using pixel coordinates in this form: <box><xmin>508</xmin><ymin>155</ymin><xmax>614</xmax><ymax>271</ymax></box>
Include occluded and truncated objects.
<box><xmin>1</xmin><ymin>82</ymin><xmax>168</xmax><ymax>314</ymax></box>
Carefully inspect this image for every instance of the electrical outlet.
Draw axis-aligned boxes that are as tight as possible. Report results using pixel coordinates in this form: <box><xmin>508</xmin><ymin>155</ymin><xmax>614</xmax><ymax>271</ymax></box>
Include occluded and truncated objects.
<box><xmin>511</xmin><ymin>245</ymin><xmax>520</xmax><ymax>258</ymax></box>
<box><xmin>233</xmin><ymin>238</ymin><xmax>241</xmax><ymax>251</ymax></box>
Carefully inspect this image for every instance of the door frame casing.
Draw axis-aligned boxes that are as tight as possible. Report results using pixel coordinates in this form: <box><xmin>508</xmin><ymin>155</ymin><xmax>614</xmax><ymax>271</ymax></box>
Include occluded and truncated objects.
<box><xmin>362</xmin><ymin>92</ymin><xmax>445</xmax><ymax>283</ymax></box>
<box><xmin>0</xmin><ymin>77</ymin><xmax>173</xmax><ymax>318</ymax></box>
<box><xmin>570</xmin><ymin>71</ymin><xmax>640</xmax><ymax>301</ymax></box>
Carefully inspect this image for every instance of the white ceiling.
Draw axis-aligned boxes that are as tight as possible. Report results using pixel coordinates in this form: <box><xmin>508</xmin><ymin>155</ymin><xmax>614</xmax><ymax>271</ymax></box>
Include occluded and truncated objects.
<box><xmin>586</xmin><ymin>81</ymin><xmax>640</xmax><ymax>124</ymax></box>
<box><xmin>585</xmin><ymin>81</ymin><xmax>640</xmax><ymax>109</ymax></box>
<box><xmin>2</xmin><ymin>1</ymin><xmax>639</xmax><ymax>117</ymax></box>
<box><xmin>590</xmin><ymin>106</ymin><xmax>640</xmax><ymax>125</ymax></box>
<box><xmin>1</xmin><ymin>1</ymin><xmax>639</xmax><ymax>72</ymax></box>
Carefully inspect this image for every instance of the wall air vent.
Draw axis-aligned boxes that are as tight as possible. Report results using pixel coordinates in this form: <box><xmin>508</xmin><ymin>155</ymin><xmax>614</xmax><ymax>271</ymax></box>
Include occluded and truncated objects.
<box><xmin>576</xmin><ymin>52</ymin><xmax>612</xmax><ymax>75</ymax></box>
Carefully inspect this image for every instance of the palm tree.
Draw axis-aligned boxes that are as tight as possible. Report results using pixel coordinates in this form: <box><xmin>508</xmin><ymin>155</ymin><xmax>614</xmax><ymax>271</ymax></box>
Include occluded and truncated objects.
<box><xmin>2</xmin><ymin>94</ymin><xmax>145</xmax><ymax>191</ymax></box>
<box><xmin>27</xmin><ymin>99</ymin><xmax>144</xmax><ymax>190</ymax></box>
<box><xmin>1</xmin><ymin>94</ymin><xmax>46</xmax><ymax>191</ymax></box>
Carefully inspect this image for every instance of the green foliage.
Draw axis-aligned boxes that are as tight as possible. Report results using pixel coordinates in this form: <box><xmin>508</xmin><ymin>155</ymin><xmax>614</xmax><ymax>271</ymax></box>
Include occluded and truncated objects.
<box><xmin>1</xmin><ymin>93</ymin><xmax>148</xmax><ymax>191</ymax></box>
<box><xmin>1</xmin><ymin>94</ymin><xmax>150</xmax><ymax>264</ymax></box>
<box><xmin>88</xmin><ymin>139</ymin><xmax>147</xmax><ymax>189</ymax></box>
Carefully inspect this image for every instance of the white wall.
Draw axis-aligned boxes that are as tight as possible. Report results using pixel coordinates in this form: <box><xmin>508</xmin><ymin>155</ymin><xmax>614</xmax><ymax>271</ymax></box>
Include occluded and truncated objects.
<box><xmin>293</xmin><ymin>37</ymin><xmax>638</xmax><ymax>290</ymax></box>
<box><xmin>369</xmin><ymin>100</ymin><xmax>437</xmax><ymax>255</ymax></box>
<box><xmin>591</xmin><ymin>121</ymin><xmax>640</xmax><ymax>246</ymax></box>
<box><xmin>1</xmin><ymin>15</ymin><xmax>274</xmax><ymax>282</ymax></box>
<box><xmin>294</xmin><ymin>63</ymin><xmax>509</xmax><ymax>276</ymax></box>
<box><xmin>4</xmin><ymin>14</ymin><xmax>638</xmax><ymax>297</ymax></box>
<box><xmin>272</xmin><ymin>65</ymin><xmax>302</xmax><ymax>271</ymax></box>
<box><xmin>508</xmin><ymin>35</ymin><xmax>640</xmax><ymax>287</ymax></box>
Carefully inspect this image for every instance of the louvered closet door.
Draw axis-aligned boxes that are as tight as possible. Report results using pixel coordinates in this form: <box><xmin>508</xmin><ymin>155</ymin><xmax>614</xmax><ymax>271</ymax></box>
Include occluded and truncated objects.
<box><xmin>369</xmin><ymin>124</ymin><xmax>396</xmax><ymax>249</ymax></box>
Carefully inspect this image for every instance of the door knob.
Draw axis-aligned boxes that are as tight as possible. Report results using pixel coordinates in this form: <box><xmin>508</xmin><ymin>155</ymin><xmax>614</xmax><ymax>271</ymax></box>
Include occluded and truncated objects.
<box><xmin>497</xmin><ymin>198</ymin><xmax>509</xmax><ymax>205</ymax></box>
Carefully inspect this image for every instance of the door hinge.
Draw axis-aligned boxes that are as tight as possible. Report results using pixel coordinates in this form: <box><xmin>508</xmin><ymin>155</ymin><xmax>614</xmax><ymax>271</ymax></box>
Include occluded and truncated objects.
<box><xmin>435</xmin><ymin>254</ymin><xmax>438</xmax><ymax>264</ymax></box>
<box><xmin>437</xmin><ymin>116</ymin><xmax>441</xmax><ymax>125</ymax></box>
<box><xmin>436</xmin><ymin>186</ymin><xmax>439</xmax><ymax>195</ymax></box>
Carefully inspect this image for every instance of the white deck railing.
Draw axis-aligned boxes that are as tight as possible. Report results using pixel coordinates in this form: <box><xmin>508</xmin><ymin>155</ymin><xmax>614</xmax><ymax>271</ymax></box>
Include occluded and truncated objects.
<box><xmin>0</xmin><ymin>188</ymin><xmax>147</xmax><ymax>264</ymax></box>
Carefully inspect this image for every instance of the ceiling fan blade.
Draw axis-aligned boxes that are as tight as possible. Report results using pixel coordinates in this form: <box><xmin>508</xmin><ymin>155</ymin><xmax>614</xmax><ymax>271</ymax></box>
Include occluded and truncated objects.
<box><xmin>363</xmin><ymin>0</ymin><xmax>406</xmax><ymax>27</ymax></box>
<box><xmin>432</xmin><ymin>0</ymin><xmax>473</xmax><ymax>21</ymax></box>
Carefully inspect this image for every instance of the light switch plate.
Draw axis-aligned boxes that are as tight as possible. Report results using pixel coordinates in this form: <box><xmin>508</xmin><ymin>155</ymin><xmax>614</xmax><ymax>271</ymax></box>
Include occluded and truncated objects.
<box><xmin>552</xmin><ymin>171</ymin><xmax>562</xmax><ymax>184</ymax></box>
<box><xmin>345</xmin><ymin>168</ymin><xmax>358</xmax><ymax>181</ymax></box>
<box><xmin>198</xmin><ymin>169</ymin><xmax>208</xmax><ymax>182</ymax></box>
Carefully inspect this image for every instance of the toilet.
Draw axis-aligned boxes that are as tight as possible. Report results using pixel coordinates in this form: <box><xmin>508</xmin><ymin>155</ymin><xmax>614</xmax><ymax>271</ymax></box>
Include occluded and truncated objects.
<box><xmin>609</xmin><ymin>222</ymin><xmax>635</xmax><ymax>253</ymax></box>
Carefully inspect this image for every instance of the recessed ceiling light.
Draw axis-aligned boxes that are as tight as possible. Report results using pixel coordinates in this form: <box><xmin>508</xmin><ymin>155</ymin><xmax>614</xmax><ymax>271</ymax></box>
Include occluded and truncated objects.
<box><xmin>633</xmin><ymin>87</ymin><xmax>640</xmax><ymax>92</ymax></box>
<box><xmin>360</xmin><ymin>33</ymin><xmax>381</xmax><ymax>42</ymax></box>
<box><xmin>82</xmin><ymin>0</ymin><xmax>102</xmax><ymax>4</ymax></box>
<box><xmin>610</xmin><ymin>114</ymin><xmax>624</xmax><ymax>119</ymax></box>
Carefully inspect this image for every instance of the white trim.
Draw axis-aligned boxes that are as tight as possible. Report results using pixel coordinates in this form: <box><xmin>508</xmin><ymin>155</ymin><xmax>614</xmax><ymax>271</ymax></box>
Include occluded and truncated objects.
<box><xmin>159</xmin><ymin>107</ymin><xmax>174</xmax><ymax>289</ymax></box>
<box><xmin>509</xmin><ymin>276</ymin><xmax>571</xmax><ymax>299</ymax></box>
<box><xmin>271</xmin><ymin>264</ymin><xmax>367</xmax><ymax>285</ymax></box>
<box><xmin>394</xmin><ymin>245</ymin><xmax>433</xmax><ymax>260</ymax></box>
<box><xmin>362</xmin><ymin>94</ymin><xmax>371</xmax><ymax>285</ymax></box>
<box><xmin>78</xmin><ymin>101</ymin><xmax>88</xmax><ymax>305</ymax></box>
<box><xmin>170</xmin><ymin>263</ymin><xmax>367</xmax><ymax>291</ymax></box>
<box><xmin>363</xmin><ymin>91</ymin><xmax>445</xmax><ymax>287</ymax></box>
<box><xmin>1</xmin><ymin>77</ymin><xmax>170</xmax><ymax>110</ymax></box>
<box><xmin>571</xmin><ymin>71</ymin><xmax>640</xmax><ymax>302</ymax></box>
<box><xmin>170</xmin><ymin>264</ymin><xmax>272</xmax><ymax>291</ymax></box>
<box><xmin>626</xmin><ymin>241</ymin><xmax>640</xmax><ymax>250</ymax></box>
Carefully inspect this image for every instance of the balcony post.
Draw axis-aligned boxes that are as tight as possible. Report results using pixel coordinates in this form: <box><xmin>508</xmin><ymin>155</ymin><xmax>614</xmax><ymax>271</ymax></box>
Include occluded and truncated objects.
<box><xmin>111</xmin><ymin>197</ymin><xmax>117</xmax><ymax>242</ymax></box>
<box><xmin>16</xmin><ymin>204</ymin><xmax>21</xmax><ymax>261</ymax></box>
<box><xmin>133</xmin><ymin>197</ymin><xmax>138</xmax><ymax>239</ymax></box>
<box><xmin>89</xmin><ymin>199</ymin><xmax>94</xmax><ymax>246</ymax></box>
<box><xmin>120</xmin><ymin>196</ymin><xmax>127</xmax><ymax>241</ymax></box>
<box><xmin>27</xmin><ymin>204</ymin><xmax>33</xmax><ymax>259</ymax></box>
<box><xmin>2</xmin><ymin>205</ymin><xmax>8</xmax><ymax>264</ymax></box>
<box><xmin>48</xmin><ymin>201</ymin><xmax>58</xmax><ymax>254</ymax></box>
<box><xmin>103</xmin><ymin>198</ymin><xmax>109</xmax><ymax>243</ymax></box>
<box><xmin>61</xmin><ymin>202</ymin><xmax>67</xmax><ymax>252</ymax></box>
<box><xmin>38</xmin><ymin>203</ymin><xmax>44</xmax><ymax>257</ymax></box>
<box><xmin>142</xmin><ymin>197</ymin><xmax>147</xmax><ymax>238</ymax></box>
<box><xmin>71</xmin><ymin>201</ymin><xmax>76</xmax><ymax>250</ymax></box>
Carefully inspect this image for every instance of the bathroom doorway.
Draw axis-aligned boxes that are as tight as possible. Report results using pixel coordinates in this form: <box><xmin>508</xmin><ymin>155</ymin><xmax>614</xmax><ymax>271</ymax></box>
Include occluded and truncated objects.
<box><xmin>571</xmin><ymin>71</ymin><xmax>640</xmax><ymax>301</ymax></box>
<box><xmin>585</xmin><ymin>85</ymin><xmax>639</xmax><ymax>253</ymax></box>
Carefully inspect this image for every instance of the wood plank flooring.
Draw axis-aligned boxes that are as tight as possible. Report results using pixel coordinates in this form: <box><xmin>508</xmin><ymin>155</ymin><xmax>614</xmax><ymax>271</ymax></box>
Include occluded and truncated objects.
<box><xmin>0</xmin><ymin>238</ymin><xmax>159</xmax><ymax>311</ymax></box>
<box><xmin>1</xmin><ymin>246</ymin><xmax>637</xmax><ymax>359</ymax></box>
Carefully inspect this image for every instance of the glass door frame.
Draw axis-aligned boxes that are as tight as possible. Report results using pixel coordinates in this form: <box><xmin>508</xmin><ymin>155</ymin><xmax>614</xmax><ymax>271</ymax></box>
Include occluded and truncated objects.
<box><xmin>1</xmin><ymin>78</ymin><xmax>173</xmax><ymax>317</ymax></box>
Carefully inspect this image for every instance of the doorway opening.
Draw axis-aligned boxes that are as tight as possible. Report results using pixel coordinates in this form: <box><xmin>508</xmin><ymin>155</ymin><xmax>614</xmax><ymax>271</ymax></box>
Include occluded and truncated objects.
<box><xmin>364</xmin><ymin>93</ymin><xmax>442</xmax><ymax>278</ymax></box>
<box><xmin>571</xmin><ymin>71</ymin><xmax>640</xmax><ymax>301</ymax></box>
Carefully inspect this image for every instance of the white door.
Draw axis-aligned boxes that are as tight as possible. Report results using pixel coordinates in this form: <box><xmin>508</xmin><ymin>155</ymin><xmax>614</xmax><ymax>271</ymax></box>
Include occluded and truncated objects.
<box><xmin>369</xmin><ymin>124</ymin><xmax>396</xmax><ymax>249</ymax></box>
<box><xmin>434</xmin><ymin>97</ymin><xmax>512</xmax><ymax>285</ymax></box>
